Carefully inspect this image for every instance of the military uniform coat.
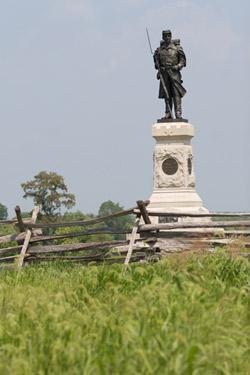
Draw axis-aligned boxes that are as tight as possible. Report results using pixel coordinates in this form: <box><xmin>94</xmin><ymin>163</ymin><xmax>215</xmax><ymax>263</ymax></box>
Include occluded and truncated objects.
<box><xmin>154</xmin><ymin>41</ymin><xmax>186</xmax><ymax>99</ymax></box>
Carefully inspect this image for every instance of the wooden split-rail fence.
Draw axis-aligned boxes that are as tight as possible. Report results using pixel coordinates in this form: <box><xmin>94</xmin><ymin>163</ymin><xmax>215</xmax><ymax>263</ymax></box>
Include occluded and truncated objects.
<box><xmin>0</xmin><ymin>200</ymin><xmax>250</xmax><ymax>271</ymax></box>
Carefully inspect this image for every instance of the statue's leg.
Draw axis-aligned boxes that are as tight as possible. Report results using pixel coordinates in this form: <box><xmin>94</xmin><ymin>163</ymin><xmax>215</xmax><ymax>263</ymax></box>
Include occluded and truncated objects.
<box><xmin>165</xmin><ymin>79</ymin><xmax>173</xmax><ymax>118</ymax></box>
<box><xmin>173</xmin><ymin>89</ymin><xmax>182</xmax><ymax>119</ymax></box>
<box><xmin>165</xmin><ymin>97</ymin><xmax>172</xmax><ymax>118</ymax></box>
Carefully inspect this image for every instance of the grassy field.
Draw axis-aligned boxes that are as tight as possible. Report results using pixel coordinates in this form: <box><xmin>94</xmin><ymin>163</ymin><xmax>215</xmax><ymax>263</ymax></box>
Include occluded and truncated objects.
<box><xmin>0</xmin><ymin>253</ymin><xmax>249</xmax><ymax>374</ymax></box>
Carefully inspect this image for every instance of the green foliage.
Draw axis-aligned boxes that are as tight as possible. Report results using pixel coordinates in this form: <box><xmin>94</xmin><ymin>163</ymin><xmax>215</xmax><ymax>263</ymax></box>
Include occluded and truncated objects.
<box><xmin>53</xmin><ymin>201</ymin><xmax>135</xmax><ymax>245</ymax></box>
<box><xmin>0</xmin><ymin>224</ymin><xmax>14</xmax><ymax>237</ymax></box>
<box><xmin>19</xmin><ymin>211</ymin><xmax>32</xmax><ymax>219</ymax></box>
<box><xmin>21</xmin><ymin>171</ymin><xmax>76</xmax><ymax>217</ymax></box>
<box><xmin>0</xmin><ymin>203</ymin><xmax>8</xmax><ymax>220</ymax></box>
<box><xmin>98</xmin><ymin>200</ymin><xmax>135</xmax><ymax>239</ymax></box>
<box><xmin>212</xmin><ymin>215</ymin><xmax>250</xmax><ymax>222</ymax></box>
<box><xmin>54</xmin><ymin>211</ymin><xmax>113</xmax><ymax>244</ymax></box>
<box><xmin>0</xmin><ymin>224</ymin><xmax>18</xmax><ymax>249</ymax></box>
<box><xmin>0</xmin><ymin>254</ymin><xmax>249</xmax><ymax>374</ymax></box>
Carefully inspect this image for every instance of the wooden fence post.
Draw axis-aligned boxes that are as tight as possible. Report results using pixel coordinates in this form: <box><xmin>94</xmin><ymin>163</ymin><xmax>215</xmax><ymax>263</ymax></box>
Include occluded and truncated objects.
<box><xmin>136</xmin><ymin>200</ymin><xmax>151</xmax><ymax>224</ymax></box>
<box><xmin>16</xmin><ymin>206</ymin><xmax>40</xmax><ymax>271</ymax></box>
<box><xmin>15</xmin><ymin>206</ymin><xmax>25</xmax><ymax>233</ymax></box>
<box><xmin>123</xmin><ymin>216</ymin><xmax>141</xmax><ymax>271</ymax></box>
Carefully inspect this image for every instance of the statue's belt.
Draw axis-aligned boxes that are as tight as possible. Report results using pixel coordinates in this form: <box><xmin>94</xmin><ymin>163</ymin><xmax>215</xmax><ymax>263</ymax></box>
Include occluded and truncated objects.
<box><xmin>160</xmin><ymin>67</ymin><xmax>177</xmax><ymax>71</ymax></box>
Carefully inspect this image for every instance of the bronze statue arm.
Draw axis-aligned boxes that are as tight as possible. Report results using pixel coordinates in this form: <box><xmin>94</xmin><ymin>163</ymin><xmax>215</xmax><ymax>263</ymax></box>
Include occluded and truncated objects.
<box><xmin>176</xmin><ymin>46</ymin><xmax>186</xmax><ymax>70</ymax></box>
<box><xmin>153</xmin><ymin>49</ymin><xmax>160</xmax><ymax>69</ymax></box>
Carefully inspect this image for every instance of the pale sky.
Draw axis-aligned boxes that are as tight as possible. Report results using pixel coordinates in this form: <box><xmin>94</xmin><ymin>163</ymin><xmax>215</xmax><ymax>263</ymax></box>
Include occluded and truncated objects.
<box><xmin>1</xmin><ymin>0</ymin><xmax>250</xmax><ymax>217</ymax></box>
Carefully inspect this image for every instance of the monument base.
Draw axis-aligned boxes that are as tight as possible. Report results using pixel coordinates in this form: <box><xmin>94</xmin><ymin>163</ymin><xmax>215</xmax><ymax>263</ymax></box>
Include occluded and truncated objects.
<box><xmin>147</xmin><ymin>121</ymin><xmax>209</xmax><ymax>224</ymax></box>
<box><xmin>157</xmin><ymin>118</ymin><xmax>189</xmax><ymax>123</ymax></box>
<box><xmin>148</xmin><ymin>188</ymin><xmax>209</xmax><ymax>224</ymax></box>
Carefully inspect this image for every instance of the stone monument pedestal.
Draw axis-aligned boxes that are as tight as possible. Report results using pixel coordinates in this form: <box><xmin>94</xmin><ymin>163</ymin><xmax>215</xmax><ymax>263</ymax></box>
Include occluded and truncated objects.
<box><xmin>148</xmin><ymin>121</ymin><xmax>208</xmax><ymax>223</ymax></box>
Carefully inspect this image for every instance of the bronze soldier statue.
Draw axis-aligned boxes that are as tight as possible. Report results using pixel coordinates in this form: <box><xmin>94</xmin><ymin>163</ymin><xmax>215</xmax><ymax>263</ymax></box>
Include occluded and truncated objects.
<box><xmin>153</xmin><ymin>30</ymin><xmax>187</xmax><ymax>120</ymax></box>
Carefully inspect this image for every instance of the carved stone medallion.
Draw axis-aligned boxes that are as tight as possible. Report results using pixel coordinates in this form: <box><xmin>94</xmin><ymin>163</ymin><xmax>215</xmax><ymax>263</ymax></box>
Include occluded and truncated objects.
<box><xmin>162</xmin><ymin>157</ymin><xmax>178</xmax><ymax>175</ymax></box>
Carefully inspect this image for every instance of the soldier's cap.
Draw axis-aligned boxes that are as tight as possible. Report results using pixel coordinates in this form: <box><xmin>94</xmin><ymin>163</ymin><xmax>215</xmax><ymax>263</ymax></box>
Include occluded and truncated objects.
<box><xmin>162</xmin><ymin>30</ymin><xmax>172</xmax><ymax>36</ymax></box>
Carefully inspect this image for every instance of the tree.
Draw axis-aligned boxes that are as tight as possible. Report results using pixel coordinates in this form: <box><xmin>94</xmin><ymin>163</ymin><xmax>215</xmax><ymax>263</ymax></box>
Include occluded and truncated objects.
<box><xmin>0</xmin><ymin>203</ymin><xmax>8</xmax><ymax>220</ymax></box>
<box><xmin>21</xmin><ymin>171</ymin><xmax>76</xmax><ymax>216</ymax></box>
<box><xmin>98</xmin><ymin>200</ymin><xmax>135</xmax><ymax>239</ymax></box>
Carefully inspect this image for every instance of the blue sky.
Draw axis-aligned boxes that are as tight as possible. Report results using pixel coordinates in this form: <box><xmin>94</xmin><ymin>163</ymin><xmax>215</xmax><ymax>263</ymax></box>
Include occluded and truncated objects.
<box><xmin>1</xmin><ymin>0</ymin><xmax>250</xmax><ymax>216</ymax></box>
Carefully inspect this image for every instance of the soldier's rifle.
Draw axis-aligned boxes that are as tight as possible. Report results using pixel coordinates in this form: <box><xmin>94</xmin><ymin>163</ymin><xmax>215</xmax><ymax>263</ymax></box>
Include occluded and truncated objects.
<box><xmin>146</xmin><ymin>28</ymin><xmax>173</xmax><ymax>119</ymax></box>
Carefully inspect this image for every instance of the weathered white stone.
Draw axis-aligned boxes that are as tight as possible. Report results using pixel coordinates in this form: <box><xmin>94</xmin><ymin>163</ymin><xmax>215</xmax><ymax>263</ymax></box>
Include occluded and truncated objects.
<box><xmin>148</xmin><ymin>121</ymin><xmax>209</xmax><ymax>223</ymax></box>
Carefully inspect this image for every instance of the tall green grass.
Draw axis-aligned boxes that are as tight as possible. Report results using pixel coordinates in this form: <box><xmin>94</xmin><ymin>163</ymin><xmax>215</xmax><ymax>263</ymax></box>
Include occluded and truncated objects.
<box><xmin>0</xmin><ymin>254</ymin><xmax>249</xmax><ymax>374</ymax></box>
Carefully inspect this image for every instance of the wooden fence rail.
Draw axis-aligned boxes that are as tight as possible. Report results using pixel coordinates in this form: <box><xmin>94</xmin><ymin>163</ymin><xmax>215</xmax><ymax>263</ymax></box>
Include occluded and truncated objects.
<box><xmin>0</xmin><ymin>200</ymin><xmax>250</xmax><ymax>270</ymax></box>
<box><xmin>0</xmin><ymin>218</ymin><xmax>31</xmax><ymax>226</ymax></box>
<box><xmin>23</xmin><ymin>205</ymin><xmax>141</xmax><ymax>229</ymax></box>
<box><xmin>134</xmin><ymin>211</ymin><xmax>250</xmax><ymax>218</ymax></box>
<box><xmin>139</xmin><ymin>220</ymin><xmax>250</xmax><ymax>231</ymax></box>
<box><xmin>0</xmin><ymin>219</ymin><xmax>18</xmax><ymax>225</ymax></box>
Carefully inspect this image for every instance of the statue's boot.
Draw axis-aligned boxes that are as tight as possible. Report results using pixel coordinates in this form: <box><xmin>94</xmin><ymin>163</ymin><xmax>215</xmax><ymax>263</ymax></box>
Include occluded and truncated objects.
<box><xmin>165</xmin><ymin>112</ymin><xmax>172</xmax><ymax>119</ymax></box>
